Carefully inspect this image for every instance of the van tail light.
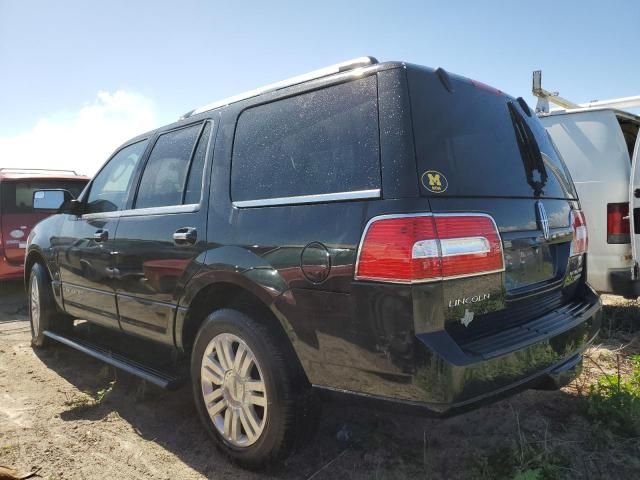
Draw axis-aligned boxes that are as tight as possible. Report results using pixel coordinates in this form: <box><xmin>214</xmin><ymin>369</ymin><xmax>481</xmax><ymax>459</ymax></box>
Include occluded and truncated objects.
<box><xmin>355</xmin><ymin>213</ymin><xmax>504</xmax><ymax>283</ymax></box>
<box><xmin>607</xmin><ymin>203</ymin><xmax>630</xmax><ymax>244</ymax></box>
<box><xmin>570</xmin><ymin>209</ymin><xmax>588</xmax><ymax>256</ymax></box>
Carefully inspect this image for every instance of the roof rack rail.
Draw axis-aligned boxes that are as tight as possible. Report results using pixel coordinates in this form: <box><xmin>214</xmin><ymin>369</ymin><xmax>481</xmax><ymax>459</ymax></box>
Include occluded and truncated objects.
<box><xmin>0</xmin><ymin>168</ymin><xmax>79</xmax><ymax>175</ymax></box>
<box><xmin>532</xmin><ymin>70</ymin><xmax>640</xmax><ymax>114</ymax></box>
<box><xmin>181</xmin><ymin>56</ymin><xmax>378</xmax><ymax>120</ymax></box>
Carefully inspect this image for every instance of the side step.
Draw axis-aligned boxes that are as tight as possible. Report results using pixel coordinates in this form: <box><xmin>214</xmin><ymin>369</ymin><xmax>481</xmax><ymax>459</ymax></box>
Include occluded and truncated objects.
<box><xmin>43</xmin><ymin>330</ymin><xmax>185</xmax><ymax>390</ymax></box>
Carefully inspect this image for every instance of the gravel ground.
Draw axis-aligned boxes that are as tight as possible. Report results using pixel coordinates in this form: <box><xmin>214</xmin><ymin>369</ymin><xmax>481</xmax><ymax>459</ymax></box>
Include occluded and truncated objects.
<box><xmin>1</xmin><ymin>280</ymin><xmax>639</xmax><ymax>479</ymax></box>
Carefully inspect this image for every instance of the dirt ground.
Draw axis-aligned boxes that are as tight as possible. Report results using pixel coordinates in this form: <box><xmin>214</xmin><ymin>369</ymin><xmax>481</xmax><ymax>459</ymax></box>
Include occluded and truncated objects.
<box><xmin>1</xmin><ymin>280</ymin><xmax>639</xmax><ymax>480</ymax></box>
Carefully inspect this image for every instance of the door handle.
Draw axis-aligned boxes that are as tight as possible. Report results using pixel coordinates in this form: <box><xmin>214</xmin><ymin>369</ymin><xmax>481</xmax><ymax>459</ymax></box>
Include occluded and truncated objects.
<box><xmin>173</xmin><ymin>227</ymin><xmax>197</xmax><ymax>245</ymax></box>
<box><xmin>93</xmin><ymin>230</ymin><xmax>108</xmax><ymax>242</ymax></box>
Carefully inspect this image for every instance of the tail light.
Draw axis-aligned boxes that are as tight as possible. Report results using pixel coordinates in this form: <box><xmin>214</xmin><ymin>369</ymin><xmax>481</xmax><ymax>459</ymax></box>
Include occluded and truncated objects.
<box><xmin>606</xmin><ymin>203</ymin><xmax>630</xmax><ymax>244</ymax></box>
<box><xmin>355</xmin><ymin>213</ymin><xmax>504</xmax><ymax>283</ymax></box>
<box><xmin>570</xmin><ymin>209</ymin><xmax>588</xmax><ymax>256</ymax></box>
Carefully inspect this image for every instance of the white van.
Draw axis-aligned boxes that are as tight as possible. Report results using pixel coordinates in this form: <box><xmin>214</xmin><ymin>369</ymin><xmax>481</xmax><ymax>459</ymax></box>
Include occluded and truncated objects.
<box><xmin>539</xmin><ymin>107</ymin><xmax>640</xmax><ymax>297</ymax></box>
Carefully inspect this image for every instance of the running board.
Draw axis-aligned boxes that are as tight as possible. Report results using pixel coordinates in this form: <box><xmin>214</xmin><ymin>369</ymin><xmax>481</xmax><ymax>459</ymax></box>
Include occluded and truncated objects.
<box><xmin>43</xmin><ymin>330</ymin><xmax>185</xmax><ymax>390</ymax></box>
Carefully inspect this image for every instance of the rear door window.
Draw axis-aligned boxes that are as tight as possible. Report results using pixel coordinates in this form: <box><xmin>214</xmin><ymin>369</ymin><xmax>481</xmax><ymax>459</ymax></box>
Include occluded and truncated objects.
<box><xmin>231</xmin><ymin>76</ymin><xmax>380</xmax><ymax>205</ymax></box>
<box><xmin>134</xmin><ymin>123</ymin><xmax>206</xmax><ymax>209</ymax></box>
<box><xmin>408</xmin><ymin>67</ymin><xmax>576</xmax><ymax>199</ymax></box>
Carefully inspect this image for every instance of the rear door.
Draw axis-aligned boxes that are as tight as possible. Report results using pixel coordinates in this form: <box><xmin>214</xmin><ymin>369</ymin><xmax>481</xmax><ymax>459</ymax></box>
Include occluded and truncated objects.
<box><xmin>407</xmin><ymin>67</ymin><xmax>583</xmax><ymax>343</ymax></box>
<box><xmin>113</xmin><ymin>120</ymin><xmax>214</xmax><ymax>345</ymax></box>
<box><xmin>629</xmin><ymin>132</ymin><xmax>640</xmax><ymax>273</ymax></box>
<box><xmin>0</xmin><ymin>179</ymin><xmax>86</xmax><ymax>264</ymax></box>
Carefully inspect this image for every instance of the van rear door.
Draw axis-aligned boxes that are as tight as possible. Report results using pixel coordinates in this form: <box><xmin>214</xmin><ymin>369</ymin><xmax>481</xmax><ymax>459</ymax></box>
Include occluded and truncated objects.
<box><xmin>629</xmin><ymin>131</ymin><xmax>640</xmax><ymax>275</ymax></box>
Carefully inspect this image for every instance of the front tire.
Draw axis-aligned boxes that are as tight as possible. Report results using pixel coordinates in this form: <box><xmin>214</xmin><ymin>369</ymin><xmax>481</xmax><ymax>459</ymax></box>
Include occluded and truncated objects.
<box><xmin>28</xmin><ymin>263</ymin><xmax>73</xmax><ymax>347</ymax></box>
<box><xmin>191</xmin><ymin>308</ymin><xmax>319</xmax><ymax>468</ymax></box>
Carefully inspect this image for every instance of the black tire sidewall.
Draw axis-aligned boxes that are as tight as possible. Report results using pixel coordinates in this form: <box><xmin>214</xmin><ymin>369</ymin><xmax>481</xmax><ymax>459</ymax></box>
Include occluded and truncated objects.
<box><xmin>191</xmin><ymin>309</ymin><xmax>295</xmax><ymax>467</ymax></box>
<box><xmin>28</xmin><ymin>263</ymin><xmax>51</xmax><ymax>347</ymax></box>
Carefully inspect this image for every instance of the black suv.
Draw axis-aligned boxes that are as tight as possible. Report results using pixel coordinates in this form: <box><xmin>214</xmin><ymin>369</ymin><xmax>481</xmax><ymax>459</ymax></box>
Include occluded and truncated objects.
<box><xmin>26</xmin><ymin>57</ymin><xmax>601</xmax><ymax>467</ymax></box>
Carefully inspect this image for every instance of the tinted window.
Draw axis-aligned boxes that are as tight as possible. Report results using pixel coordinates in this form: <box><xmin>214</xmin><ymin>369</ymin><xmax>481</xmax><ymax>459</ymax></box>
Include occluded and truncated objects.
<box><xmin>135</xmin><ymin>124</ymin><xmax>201</xmax><ymax>209</ymax></box>
<box><xmin>0</xmin><ymin>180</ymin><xmax>86</xmax><ymax>214</ymax></box>
<box><xmin>86</xmin><ymin>140</ymin><xmax>148</xmax><ymax>214</ymax></box>
<box><xmin>408</xmin><ymin>67</ymin><xmax>576</xmax><ymax>199</ymax></box>
<box><xmin>231</xmin><ymin>76</ymin><xmax>380</xmax><ymax>203</ymax></box>
<box><xmin>184</xmin><ymin>122</ymin><xmax>212</xmax><ymax>205</ymax></box>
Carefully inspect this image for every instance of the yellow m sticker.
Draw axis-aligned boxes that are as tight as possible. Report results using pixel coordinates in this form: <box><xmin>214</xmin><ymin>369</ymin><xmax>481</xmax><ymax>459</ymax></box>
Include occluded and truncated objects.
<box><xmin>421</xmin><ymin>170</ymin><xmax>448</xmax><ymax>193</ymax></box>
<box><xmin>427</xmin><ymin>173</ymin><xmax>441</xmax><ymax>187</ymax></box>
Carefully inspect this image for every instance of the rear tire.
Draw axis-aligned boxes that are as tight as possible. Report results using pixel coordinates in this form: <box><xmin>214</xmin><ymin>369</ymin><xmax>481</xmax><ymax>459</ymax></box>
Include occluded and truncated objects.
<box><xmin>191</xmin><ymin>308</ymin><xmax>320</xmax><ymax>469</ymax></box>
<box><xmin>28</xmin><ymin>262</ymin><xmax>73</xmax><ymax>348</ymax></box>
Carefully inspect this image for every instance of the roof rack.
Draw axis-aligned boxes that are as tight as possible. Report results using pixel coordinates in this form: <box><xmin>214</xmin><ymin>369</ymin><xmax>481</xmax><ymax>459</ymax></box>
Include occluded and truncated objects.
<box><xmin>532</xmin><ymin>70</ymin><xmax>640</xmax><ymax>114</ymax></box>
<box><xmin>181</xmin><ymin>56</ymin><xmax>378</xmax><ymax>120</ymax></box>
<box><xmin>0</xmin><ymin>168</ymin><xmax>79</xmax><ymax>176</ymax></box>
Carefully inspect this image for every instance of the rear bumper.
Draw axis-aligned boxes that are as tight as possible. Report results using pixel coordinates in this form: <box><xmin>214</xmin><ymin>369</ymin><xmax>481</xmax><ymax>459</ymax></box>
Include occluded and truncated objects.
<box><xmin>409</xmin><ymin>285</ymin><xmax>601</xmax><ymax>413</ymax></box>
<box><xmin>609</xmin><ymin>269</ymin><xmax>640</xmax><ymax>299</ymax></box>
<box><xmin>317</xmin><ymin>286</ymin><xmax>601</xmax><ymax>416</ymax></box>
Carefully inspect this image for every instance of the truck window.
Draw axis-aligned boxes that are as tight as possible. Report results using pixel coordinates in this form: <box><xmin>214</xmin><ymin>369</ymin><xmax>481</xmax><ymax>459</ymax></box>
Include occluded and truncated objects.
<box><xmin>231</xmin><ymin>75</ymin><xmax>380</xmax><ymax>205</ymax></box>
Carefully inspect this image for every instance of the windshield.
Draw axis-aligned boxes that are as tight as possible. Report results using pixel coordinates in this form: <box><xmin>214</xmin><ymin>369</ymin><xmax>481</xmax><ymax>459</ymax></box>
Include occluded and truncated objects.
<box><xmin>0</xmin><ymin>180</ymin><xmax>87</xmax><ymax>214</ymax></box>
<box><xmin>408</xmin><ymin>66</ymin><xmax>577</xmax><ymax>199</ymax></box>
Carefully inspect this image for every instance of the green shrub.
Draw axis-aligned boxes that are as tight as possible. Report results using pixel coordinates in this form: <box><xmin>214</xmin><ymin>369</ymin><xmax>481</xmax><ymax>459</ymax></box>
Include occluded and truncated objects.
<box><xmin>585</xmin><ymin>354</ymin><xmax>640</xmax><ymax>436</ymax></box>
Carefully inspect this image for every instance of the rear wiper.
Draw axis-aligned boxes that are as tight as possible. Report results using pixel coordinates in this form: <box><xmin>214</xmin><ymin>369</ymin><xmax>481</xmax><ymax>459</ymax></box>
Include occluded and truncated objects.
<box><xmin>508</xmin><ymin>102</ymin><xmax>548</xmax><ymax>196</ymax></box>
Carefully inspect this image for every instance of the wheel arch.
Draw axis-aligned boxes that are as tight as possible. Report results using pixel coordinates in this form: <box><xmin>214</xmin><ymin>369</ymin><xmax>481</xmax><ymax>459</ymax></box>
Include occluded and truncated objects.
<box><xmin>24</xmin><ymin>248</ymin><xmax>66</xmax><ymax>313</ymax></box>
<box><xmin>177</xmin><ymin>278</ymin><xmax>308</xmax><ymax>384</ymax></box>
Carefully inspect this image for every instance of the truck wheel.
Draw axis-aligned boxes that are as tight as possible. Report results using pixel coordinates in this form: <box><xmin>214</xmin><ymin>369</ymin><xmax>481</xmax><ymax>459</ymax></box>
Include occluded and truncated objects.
<box><xmin>28</xmin><ymin>263</ymin><xmax>73</xmax><ymax>347</ymax></box>
<box><xmin>191</xmin><ymin>308</ymin><xmax>320</xmax><ymax>468</ymax></box>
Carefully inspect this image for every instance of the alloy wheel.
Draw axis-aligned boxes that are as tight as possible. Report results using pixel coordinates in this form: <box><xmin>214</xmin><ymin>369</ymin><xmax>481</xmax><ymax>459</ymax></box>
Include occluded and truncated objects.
<box><xmin>200</xmin><ymin>333</ymin><xmax>268</xmax><ymax>447</ymax></box>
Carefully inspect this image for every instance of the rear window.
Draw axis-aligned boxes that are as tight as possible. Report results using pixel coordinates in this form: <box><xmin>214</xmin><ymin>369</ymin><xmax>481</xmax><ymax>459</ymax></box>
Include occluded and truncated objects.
<box><xmin>408</xmin><ymin>67</ymin><xmax>576</xmax><ymax>199</ymax></box>
<box><xmin>0</xmin><ymin>180</ymin><xmax>87</xmax><ymax>214</ymax></box>
<box><xmin>231</xmin><ymin>75</ymin><xmax>380</xmax><ymax>205</ymax></box>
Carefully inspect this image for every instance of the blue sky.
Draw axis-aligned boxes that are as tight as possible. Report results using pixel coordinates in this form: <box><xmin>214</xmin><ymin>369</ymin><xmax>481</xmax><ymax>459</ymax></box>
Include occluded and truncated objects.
<box><xmin>1</xmin><ymin>0</ymin><xmax>638</xmax><ymax>174</ymax></box>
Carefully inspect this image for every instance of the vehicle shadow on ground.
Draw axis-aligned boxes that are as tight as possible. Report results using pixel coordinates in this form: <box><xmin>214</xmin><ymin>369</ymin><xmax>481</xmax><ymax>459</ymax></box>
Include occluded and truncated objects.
<box><xmin>31</xmin><ymin>332</ymin><xmax>598</xmax><ymax>480</ymax></box>
<box><xmin>13</xmin><ymin>282</ymin><xmax>638</xmax><ymax>479</ymax></box>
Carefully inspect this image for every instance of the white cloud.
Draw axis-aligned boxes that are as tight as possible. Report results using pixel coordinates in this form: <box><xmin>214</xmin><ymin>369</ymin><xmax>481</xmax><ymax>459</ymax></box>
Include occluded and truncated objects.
<box><xmin>0</xmin><ymin>90</ymin><xmax>158</xmax><ymax>176</ymax></box>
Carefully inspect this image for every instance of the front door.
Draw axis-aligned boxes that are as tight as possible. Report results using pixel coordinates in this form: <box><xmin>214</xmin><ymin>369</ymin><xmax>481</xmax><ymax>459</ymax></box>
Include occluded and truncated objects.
<box><xmin>58</xmin><ymin>139</ymin><xmax>149</xmax><ymax>329</ymax></box>
<box><xmin>114</xmin><ymin>121</ymin><xmax>213</xmax><ymax>344</ymax></box>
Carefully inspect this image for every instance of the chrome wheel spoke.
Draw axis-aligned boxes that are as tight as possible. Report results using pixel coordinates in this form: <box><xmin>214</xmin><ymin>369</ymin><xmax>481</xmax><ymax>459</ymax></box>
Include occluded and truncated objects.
<box><xmin>230</xmin><ymin>409</ymin><xmax>241</xmax><ymax>443</ymax></box>
<box><xmin>202</xmin><ymin>387</ymin><xmax>223</xmax><ymax>407</ymax></box>
<box><xmin>208</xmin><ymin>397</ymin><xmax>227</xmax><ymax>417</ymax></box>
<box><xmin>245</xmin><ymin>380</ymin><xmax>265</xmax><ymax>393</ymax></box>
<box><xmin>240</xmin><ymin>405</ymin><xmax>260</xmax><ymax>441</ymax></box>
<box><xmin>201</xmin><ymin>332</ymin><xmax>268</xmax><ymax>448</ymax></box>
<box><xmin>202</xmin><ymin>355</ymin><xmax>225</xmax><ymax>385</ymax></box>
<box><xmin>239</xmin><ymin>354</ymin><xmax>253</xmax><ymax>378</ymax></box>
<box><xmin>247</xmin><ymin>393</ymin><xmax>267</xmax><ymax>407</ymax></box>
<box><xmin>233</xmin><ymin>344</ymin><xmax>247</xmax><ymax>372</ymax></box>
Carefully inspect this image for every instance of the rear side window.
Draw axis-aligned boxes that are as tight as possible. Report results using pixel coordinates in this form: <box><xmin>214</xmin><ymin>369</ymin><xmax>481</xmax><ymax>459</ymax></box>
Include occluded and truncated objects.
<box><xmin>0</xmin><ymin>180</ymin><xmax>86</xmax><ymax>214</ymax></box>
<box><xmin>231</xmin><ymin>76</ymin><xmax>380</xmax><ymax>205</ymax></box>
<box><xmin>408</xmin><ymin>67</ymin><xmax>576</xmax><ymax>199</ymax></box>
<box><xmin>135</xmin><ymin>124</ymin><xmax>203</xmax><ymax>209</ymax></box>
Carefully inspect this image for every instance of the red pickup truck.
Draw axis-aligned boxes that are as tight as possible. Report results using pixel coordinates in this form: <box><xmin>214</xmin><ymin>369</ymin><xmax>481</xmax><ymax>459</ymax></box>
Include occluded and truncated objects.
<box><xmin>0</xmin><ymin>169</ymin><xmax>89</xmax><ymax>281</ymax></box>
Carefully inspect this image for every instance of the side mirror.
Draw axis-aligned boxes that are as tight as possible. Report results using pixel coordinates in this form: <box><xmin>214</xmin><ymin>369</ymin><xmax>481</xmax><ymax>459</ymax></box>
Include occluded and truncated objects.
<box><xmin>33</xmin><ymin>189</ymin><xmax>79</xmax><ymax>214</ymax></box>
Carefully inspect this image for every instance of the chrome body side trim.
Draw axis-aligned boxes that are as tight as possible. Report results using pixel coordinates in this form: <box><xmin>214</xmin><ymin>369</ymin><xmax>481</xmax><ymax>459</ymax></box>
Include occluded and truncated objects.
<box><xmin>232</xmin><ymin>189</ymin><xmax>380</xmax><ymax>208</ymax></box>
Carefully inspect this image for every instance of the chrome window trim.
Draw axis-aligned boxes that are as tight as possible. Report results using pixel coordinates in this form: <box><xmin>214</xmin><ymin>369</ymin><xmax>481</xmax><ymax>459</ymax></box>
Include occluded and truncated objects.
<box><xmin>232</xmin><ymin>189</ymin><xmax>380</xmax><ymax>208</ymax></box>
<box><xmin>354</xmin><ymin>212</ymin><xmax>506</xmax><ymax>284</ymax></box>
<box><xmin>82</xmin><ymin>203</ymin><xmax>199</xmax><ymax>220</ymax></box>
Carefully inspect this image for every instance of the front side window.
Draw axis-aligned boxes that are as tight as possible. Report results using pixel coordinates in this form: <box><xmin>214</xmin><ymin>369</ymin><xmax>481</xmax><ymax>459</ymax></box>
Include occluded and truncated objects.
<box><xmin>86</xmin><ymin>140</ymin><xmax>148</xmax><ymax>214</ymax></box>
<box><xmin>231</xmin><ymin>76</ymin><xmax>380</xmax><ymax>204</ymax></box>
<box><xmin>135</xmin><ymin>124</ymin><xmax>203</xmax><ymax>209</ymax></box>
